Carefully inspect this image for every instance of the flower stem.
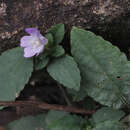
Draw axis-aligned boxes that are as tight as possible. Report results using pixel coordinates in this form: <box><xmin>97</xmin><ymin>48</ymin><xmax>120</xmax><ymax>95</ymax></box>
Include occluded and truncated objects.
<box><xmin>58</xmin><ymin>84</ymin><xmax>72</xmax><ymax>106</ymax></box>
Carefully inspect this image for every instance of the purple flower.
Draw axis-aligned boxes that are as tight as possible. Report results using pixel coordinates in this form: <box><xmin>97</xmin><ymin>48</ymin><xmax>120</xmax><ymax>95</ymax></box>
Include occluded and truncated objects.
<box><xmin>20</xmin><ymin>28</ymin><xmax>48</xmax><ymax>58</ymax></box>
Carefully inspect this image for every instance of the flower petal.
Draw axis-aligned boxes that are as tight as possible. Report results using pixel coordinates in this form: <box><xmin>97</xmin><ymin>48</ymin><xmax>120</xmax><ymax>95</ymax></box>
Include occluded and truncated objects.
<box><xmin>38</xmin><ymin>33</ymin><xmax>48</xmax><ymax>45</ymax></box>
<box><xmin>21</xmin><ymin>28</ymin><xmax>47</xmax><ymax>58</ymax></box>
<box><xmin>24</xmin><ymin>44</ymin><xmax>44</xmax><ymax>58</ymax></box>
<box><xmin>35</xmin><ymin>45</ymin><xmax>44</xmax><ymax>56</ymax></box>
<box><xmin>25</xmin><ymin>28</ymin><xmax>40</xmax><ymax>36</ymax></box>
<box><xmin>20</xmin><ymin>36</ymin><xmax>33</xmax><ymax>47</ymax></box>
<box><xmin>42</xmin><ymin>37</ymin><xmax>48</xmax><ymax>45</ymax></box>
<box><xmin>24</xmin><ymin>47</ymin><xmax>36</xmax><ymax>58</ymax></box>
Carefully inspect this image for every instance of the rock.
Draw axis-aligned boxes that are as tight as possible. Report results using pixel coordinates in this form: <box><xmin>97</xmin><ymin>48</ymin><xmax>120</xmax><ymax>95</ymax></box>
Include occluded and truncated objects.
<box><xmin>0</xmin><ymin>0</ymin><xmax>129</xmax><ymax>53</ymax></box>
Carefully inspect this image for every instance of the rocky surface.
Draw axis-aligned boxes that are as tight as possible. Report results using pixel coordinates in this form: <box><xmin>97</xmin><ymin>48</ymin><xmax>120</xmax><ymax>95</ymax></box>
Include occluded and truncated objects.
<box><xmin>0</xmin><ymin>0</ymin><xmax>129</xmax><ymax>53</ymax></box>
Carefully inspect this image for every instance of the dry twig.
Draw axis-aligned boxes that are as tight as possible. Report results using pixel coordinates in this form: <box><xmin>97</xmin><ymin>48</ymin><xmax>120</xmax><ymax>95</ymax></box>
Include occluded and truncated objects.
<box><xmin>0</xmin><ymin>101</ymin><xmax>95</xmax><ymax>115</ymax></box>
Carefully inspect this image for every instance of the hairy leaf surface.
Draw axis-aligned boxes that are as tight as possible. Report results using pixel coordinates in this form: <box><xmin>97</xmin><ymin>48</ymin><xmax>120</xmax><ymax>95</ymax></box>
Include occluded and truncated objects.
<box><xmin>71</xmin><ymin>27</ymin><xmax>130</xmax><ymax>108</ymax></box>
<box><xmin>49</xmin><ymin>24</ymin><xmax>65</xmax><ymax>44</ymax></box>
<box><xmin>35</xmin><ymin>55</ymin><xmax>49</xmax><ymax>70</ymax></box>
<box><xmin>6</xmin><ymin>114</ymin><xmax>46</xmax><ymax>130</ymax></box>
<box><xmin>47</xmin><ymin>55</ymin><xmax>81</xmax><ymax>91</ymax></box>
<box><xmin>92</xmin><ymin>120</ymin><xmax>124</xmax><ymax>130</ymax></box>
<box><xmin>51</xmin><ymin>45</ymin><xmax>65</xmax><ymax>57</ymax></box>
<box><xmin>92</xmin><ymin>107</ymin><xmax>125</xmax><ymax>124</ymax></box>
<box><xmin>0</xmin><ymin>47</ymin><xmax>33</xmax><ymax>101</ymax></box>
<box><xmin>91</xmin><ymin>107</ymin><xmax>125</xmax><ymax>130</ymax></box>
<box><xmin>46</xmin><ymin>110</ymin><xmax>86</xmax><ymax>130</ymax></box>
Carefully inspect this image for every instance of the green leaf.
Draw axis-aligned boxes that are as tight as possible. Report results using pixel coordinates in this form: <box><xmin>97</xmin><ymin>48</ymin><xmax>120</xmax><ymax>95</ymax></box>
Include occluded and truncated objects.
<box><xmin>35</xmin><ymin>55</ymin><xmax>49</xmax><ymax>70</ymax></box>
<box><xmin>92</xmin><ymin>107</ymin><xmax>125</xmax><ymax>124</ymax></box>
<box><xmin>127</xmin><ymin>127</ymin><xmax>130</xmax><ymax>130</ymax></box>
<box><xmin>6</xmin><ymin>114</ymin><xmax>47</xmax><ymax>130</ymax></box>
<box><xmin>45</xmin><ymin>110</ymin><xmax>67</xmax><ymax>125</ymax></box>
<box><xmin>46</xmin><ymin>110</ymin><xmax>86</xmax><ymax>130</ymax></box>
<box><xmin>45</xmin><ymin>33</ymin><xmax>54</xmax><ymax>47</ymax></box>
<box><xmin>92</xmin><ymin>120</ymin><xmax>124</xmax><ymax>130</ymax></box>
<box><xmin>71</xmin><ymin>27</ymin><xmax>130</xmax><ymax>108</ymax></box>
<box><xmin>49</xmin><ymin>115</ymin><xmax>84</xmax><ymax>130</ymax></box>
<box><xmin>67</xmin><ymin>86</ymin><xmax>87</xmax><ymax>101</ymax></box>
<box><xmin>49</xmin><ymin>24</ymin><xmax>65</xmax><ymax>44</ymax></box>
<box><xmin>51</xmin><ymin>45</ymin><xmax>65</xmax><ymax>57</ymax></box>
<box><xmin>86</xmin><ymin>126</ymin><xmax>92</xmax><ymax>130</ymax></box>
<box><xmin>47</xmin><ymin>55</ymin><xmax>81</xmax><ymax>91</ymax></box>
<box><xmin>91</xmin><ymin>107</ymin><xmax>125</xmax><ymax>130</ymax></box>
<box><xmin>0</xmin><ymin>47</ymin><xmax>33</xmax><ymax>101</ymax></box>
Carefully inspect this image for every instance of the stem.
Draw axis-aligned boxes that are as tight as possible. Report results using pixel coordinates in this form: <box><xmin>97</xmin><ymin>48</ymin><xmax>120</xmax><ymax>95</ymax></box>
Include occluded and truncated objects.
<box><xmin>58</xmin><ymin>84</ymin><xmax>72</xmax><ymax>106</ymax></box>
<box><xmin>33</xmin><ymin>56</ymin><xmax>36</xmax><ymax>72</ymax></box>
<box><xmin>0</xmin><ymin>101</ymin><xmax>95</xmax><ymax>115</ymax></box>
